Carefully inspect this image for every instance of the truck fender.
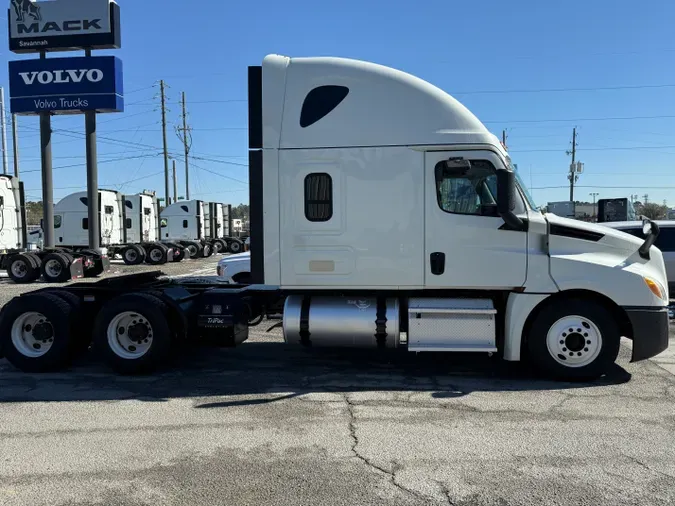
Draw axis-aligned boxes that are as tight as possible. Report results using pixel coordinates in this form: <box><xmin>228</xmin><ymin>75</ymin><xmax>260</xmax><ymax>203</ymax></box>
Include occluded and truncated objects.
<box><xmin>504</xmin><ymin>292</ymin><xmax>550</xmax><ymax>361</ymax></box>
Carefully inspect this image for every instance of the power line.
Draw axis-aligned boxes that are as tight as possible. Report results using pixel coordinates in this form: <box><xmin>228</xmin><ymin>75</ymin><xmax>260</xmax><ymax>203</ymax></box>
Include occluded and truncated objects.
<box><xmin>484</xmin><ymin>114</ymin><xmax>675</xmax><ymax>124</ymax></box>
<box><xmin>452</xmin><ymin>83</ymin><xmax>675</xmax><ymax>95</ymax></box>
<box><xmin>189</xmin><ymin>159</ymin><xmax>248</xmax><ymax>185</ymax></box>
<box><xmin>21</xmin><ymin>154</ymin><xmax>158</xmax><ymax>174</ymax></box>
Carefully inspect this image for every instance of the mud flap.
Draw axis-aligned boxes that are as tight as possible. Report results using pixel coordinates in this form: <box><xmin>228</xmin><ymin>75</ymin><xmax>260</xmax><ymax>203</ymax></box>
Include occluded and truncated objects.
<box><xmin>69</xmin><ymin>258</ymin><xmax>85</xmax><ymax>280</ymax></box>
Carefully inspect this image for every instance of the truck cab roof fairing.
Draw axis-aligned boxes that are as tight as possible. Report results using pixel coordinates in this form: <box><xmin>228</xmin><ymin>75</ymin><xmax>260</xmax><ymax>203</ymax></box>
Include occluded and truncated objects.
<box><xmin>262</xmin><ymin>54</ymin><xmax>498</xmax><ymax>150</ymax></box>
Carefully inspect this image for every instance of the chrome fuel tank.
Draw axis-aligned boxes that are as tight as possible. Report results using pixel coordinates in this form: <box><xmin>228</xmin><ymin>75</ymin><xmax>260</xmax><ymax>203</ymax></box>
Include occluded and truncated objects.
<box><xmin>283</xmin><ymin>296</ymin><xmax>400</xmax><ymax>348</ymax></box>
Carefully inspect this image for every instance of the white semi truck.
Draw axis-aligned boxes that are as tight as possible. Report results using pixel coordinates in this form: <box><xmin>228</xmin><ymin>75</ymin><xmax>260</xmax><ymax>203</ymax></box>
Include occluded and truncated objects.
<box><xmin>0</xmin><ymin>54</ymin><xmax>668</xmax><ymax>381</ymax></box>
<box><xmin>160</xmin><ymin>200</ymin><xmax>243</xmax><ymax>257</ymax></box>
<box><xmin>53</xmin><ymin>190</ymin><xmax>183</xmax><ymax>266</ymax></box>
<box><xmin>0</xmin><ymin>175</ymin><xmax>108</xmax><ymax>283</ymax></box>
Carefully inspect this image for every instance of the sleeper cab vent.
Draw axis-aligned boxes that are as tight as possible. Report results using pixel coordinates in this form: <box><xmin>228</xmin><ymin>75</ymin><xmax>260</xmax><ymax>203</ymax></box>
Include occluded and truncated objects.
<box><xmin>300</xmin><ymin>85</ymin><xmax>349</xmax><ymax>128</ymax></box>
<box><xmin>550</xmin><ymin>224</ymin><xmax>604</xmax><ymax>242</ymax></box>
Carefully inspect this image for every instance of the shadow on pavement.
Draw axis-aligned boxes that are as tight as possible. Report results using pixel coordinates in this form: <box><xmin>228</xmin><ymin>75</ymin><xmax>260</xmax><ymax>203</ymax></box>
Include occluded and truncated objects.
<box><xmin>0</xmin><ymin>341</ymin><xmax>632</xmax><ymax>405</ymax></box>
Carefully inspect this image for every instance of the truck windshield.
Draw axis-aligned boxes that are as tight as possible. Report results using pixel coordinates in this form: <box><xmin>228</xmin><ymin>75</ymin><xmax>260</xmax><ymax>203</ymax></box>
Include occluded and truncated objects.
<box><xmin>508</xmin><ymin>159</ymin><xmax>538</xmax><ymax>211</ymax></box>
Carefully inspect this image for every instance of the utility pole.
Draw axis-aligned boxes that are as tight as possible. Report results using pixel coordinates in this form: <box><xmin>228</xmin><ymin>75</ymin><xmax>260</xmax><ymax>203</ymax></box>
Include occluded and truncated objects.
<box><xmin>567</xmin><ymin>127</ymin><xmax>578</xmax><ymax>202</ymax></box>
<box><xmin>590</xmin><ymin>192</ymin><xmax>599</xmax><ymax>221</ymax></box>
<box><xmin>11</xmin><ymin>114</ymin><xmax>19</xmax><ymax>178</ymax></box>
<box><xmin>643</xmin><ymin>194</ymin><xmax>649</xmax><ymax>205</ymax></box>
<box><xmin>0</xmin><ymin>88</ymin><xmax>8</xmax><ymax>175</ymax></box>
<box><xmin>39</xmin><ymin>52</ymin><xmax>54</xmax><ymax>248</ymax></box>
<box><xmin>172</xmin><ymin>159</ymin><xmax>178</xmax><ymax>203</ymax></box>
<box><xmin>176</xmin><ymin>92</ymin><xmax>192</xmax><ymax>200</ymax></box>
<box><xmin>160</xmin><ymin>80</ymin><xmax>171</xmax><ymax>206</ymax></box>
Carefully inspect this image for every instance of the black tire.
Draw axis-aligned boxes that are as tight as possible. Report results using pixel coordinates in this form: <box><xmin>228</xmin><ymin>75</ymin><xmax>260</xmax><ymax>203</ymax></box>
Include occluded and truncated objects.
<box><xmin>145</xmin><ymin>244</ymin><xmax>168</xmax><ymax>265</ymax></box>
<box><xmin>228</xmin><ymin>240</ymin><xmax>243</xmax><ymax>254</ymax></box>
<box><xmin>185</xmin><ymin>242</ymin><xmax>201</xmax><ymax>259</ymax></box>
<box><xmin>526</xmin><ymin>298</ymin><xmax>621</xmax><ymax>381</ymax></box>
<box><xmin>171</xmin><ymin>248</ymin><xmax>185</xmax><ymax>262</ymax></box>
<box><xmin>92</xmin><ymin>292</ymin><xmax>174</xmax><ymax>374</ymax></box>
<box><xmin>122</xmin><ymin>245</ymin><xmax>145</xmax><ymax>266</ymax></box>
<box><xmin>201</xmin><ymin>243</ymin><xmax>213</xmax><ymax>258</ymax></box>
<box><xmin>41</xmin><ymin>252</ymin><xmax>71</xmax><ymax>283</ymax></box>
<box><xmin>7</xmin><ymin>254</ymin><xmax>39</xmax><ymax>284</ymax></box>
<box><xmin>25</xmin><ymin>253</ymin><xmax>42</xmax><ymax>282</ymax></box>
<box><xmin>0</xmin><ymin>292</ymin><xmax>77</xmax><ymax>372</ymax></box>
<box><xmin>44</xmin><ymin>289</ymin><xmax>95</xmax><ymax>352</ymax></box>
<box><xmin>213</xmin><ymin>239</ymin><xmax>227</xmax><ymax>254</ymax></box>
<box><xmin>232</xmin><ymin>272</ymin><xmax>252</xmax><ymax>285</ymax></box>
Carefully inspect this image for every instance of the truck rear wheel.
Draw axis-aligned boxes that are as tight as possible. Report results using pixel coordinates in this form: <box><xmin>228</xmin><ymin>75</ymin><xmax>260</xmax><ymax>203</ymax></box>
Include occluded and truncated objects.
<box><xmin>41</xmin><ymin>252</ymin><xmax>72</xmax><ymax>283</ymax></box>
<box><xmin>122</xmin><ymin>245</ymin><xmax>145</xmax><ymax>265</ymax></box>
<box><xmin>526</xmin><ymin>298</ymin><xmax>621</xmax><ymax>381</ymax></box>
<box><xmin>185</xmin><ymin>242</ymin><xmax>201</xmax><ymax>259</ymax></box>
<box><xmin>145</xmin><ymin>244</ymin><xmax>168</xmax><ymax>265</ymax></box>
<box><xmin>213</xmin><ymin>239</ymin><xmax>227</xmax><ymax>254</ymax></box>
<box><xmin>0</xmin><ymin>292</ymin><xmax>77</xmax><ymax>372</ymax></box>
<box><xmin>93</xmin><ymin>292</ymin><xmax>174</xmax><ymax>374</ymax></box>
<box><xmin>171</xmin><ymin>247</ymin><xmax>185</xmax><ymax>262</ymax></box>
<box><xmin>201</xmin><ymin>243</ymin><xmax>213</xmax><ymax>258</ymax></box>
<box><xmin>228</xmin><ymin>240</ymin><xmax>243</xmax><ymax>254</ymax></box>
<box><xmin>8</xmin><ymin>254</ymin><xmax>39</xmax><ymax>284</ymax></box>
<box><xmin>44</xmin><ymin>289</ymin><xmax>94</xmax><ymax>352</ymax></box>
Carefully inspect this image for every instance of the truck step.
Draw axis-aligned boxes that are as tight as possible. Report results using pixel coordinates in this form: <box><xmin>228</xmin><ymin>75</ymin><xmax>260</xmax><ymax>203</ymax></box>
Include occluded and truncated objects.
<box><xmin>407</xmin><ymin>298</ymin><xmax>497</xmax><ymax>352</ymax></box>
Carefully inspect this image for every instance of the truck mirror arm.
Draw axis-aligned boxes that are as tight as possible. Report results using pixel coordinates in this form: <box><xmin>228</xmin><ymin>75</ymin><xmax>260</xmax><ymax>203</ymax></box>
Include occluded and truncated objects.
<box><xmin>638</xmin><ymin>219</ymin><xmax>660</xmax><ymax>260</ymax></box>
<box><xmin>497</xmin><ymin>169</ymin><xmax>524</xmax><ymax>231</ymax></box>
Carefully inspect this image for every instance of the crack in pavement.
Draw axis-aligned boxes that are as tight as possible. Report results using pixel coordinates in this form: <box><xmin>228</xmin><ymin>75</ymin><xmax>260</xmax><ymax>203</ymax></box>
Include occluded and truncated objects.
<box><xmin>622</xmin><ymin>453</ymin><xmax>675</xmax><ymax>480</ymax></box>
<box><xmin>343</xmin><ymin>393</ymin><xmax>431</xmax><ymax>504</ymax></box>
<box><xmin>435</xmin><ymin>480</ymin><xmax>457</xmax><ymax>506</ymax></box>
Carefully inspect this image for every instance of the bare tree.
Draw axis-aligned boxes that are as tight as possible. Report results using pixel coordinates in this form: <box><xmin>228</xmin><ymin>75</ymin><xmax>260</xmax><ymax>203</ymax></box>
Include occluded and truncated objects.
<box><xmin>638</xmin><ymin>203</ymin><xmax>667</xmax><ymax>220</ymax></box>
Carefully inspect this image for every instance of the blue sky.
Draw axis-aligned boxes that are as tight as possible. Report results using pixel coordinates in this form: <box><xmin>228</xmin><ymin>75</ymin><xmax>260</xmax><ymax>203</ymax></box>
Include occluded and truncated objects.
<box><xmin>1</xmin><ymin>0</ymin><xmax>675</xmax><ymax>208</ymax></box>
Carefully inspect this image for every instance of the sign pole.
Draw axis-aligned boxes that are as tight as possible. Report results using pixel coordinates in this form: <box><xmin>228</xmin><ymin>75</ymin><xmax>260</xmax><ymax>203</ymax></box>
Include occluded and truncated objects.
<box><xmin>39</xmin><ymin>51</ymin><xmax>55</xmax><ymax>249</ymax></box>
<box><xmin>0</xmin><ymin>88</ymin><xmax>8</xmax><ymax>175</ymax></box>
<box><xmin>12</xmin><ymin>114</ymin><xmax>19</xmax><ymax>178</ymax></box>
<box><xmin>84</xmin><ymin>49</ymin><xmax>100</xmax><ymax>252</ymax></box>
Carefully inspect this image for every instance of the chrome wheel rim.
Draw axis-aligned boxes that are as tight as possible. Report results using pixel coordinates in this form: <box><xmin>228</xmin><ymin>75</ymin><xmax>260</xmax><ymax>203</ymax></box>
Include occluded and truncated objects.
<box><xmin>125</xmin><ymin>249</ymin><xmax>138</xmax><ymax>262</ymax></box>
<box><xmin>11</xmin><ymin>312</ymin><xmax>54</xmax><ymax>358</ymax></box>
<box><xmin>106</xmin><ymin>311</ymin><xmax>153</xmax><ymax>360</ymax></box>
<box><xmin>546</xmin><ymin>315</ymin><xmax>602</xmax><ymax>368</ymax></box>
<box><xmin>11</xmin><ymin>260</ymin><xmax>27</xmax><ymax>278</ymax></box>
<box><xmin>45</xmin><ymin>259</ymin><xmax>63</xmax><ymax>278</ymax></box>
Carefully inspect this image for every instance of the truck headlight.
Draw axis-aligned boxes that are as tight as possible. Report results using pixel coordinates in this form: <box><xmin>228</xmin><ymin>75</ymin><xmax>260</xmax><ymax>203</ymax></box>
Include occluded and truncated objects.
<box><xmin>644</xmin><ymin>277</ymin><xmax>668</xmax><ymax>302</ymax></box>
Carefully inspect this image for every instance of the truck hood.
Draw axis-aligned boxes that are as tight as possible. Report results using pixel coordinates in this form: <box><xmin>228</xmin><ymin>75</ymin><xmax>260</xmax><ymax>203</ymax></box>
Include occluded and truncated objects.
<box><xmin>545</xmin><ymin>213</ymin><xmax>644</xmax><ymax>252</ymax></box>
<box><xmin>544</xmin><ymin>213</ymin><xmax>668</xmax><ymax>306</ymax></box>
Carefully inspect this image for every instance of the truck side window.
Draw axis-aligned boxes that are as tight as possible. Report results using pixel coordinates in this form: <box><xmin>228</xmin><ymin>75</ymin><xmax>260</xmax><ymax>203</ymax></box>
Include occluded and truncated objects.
<box><xmin>104</xmin><ymin>205</ymin><xmax>114</xmax><ymax>214</ymax></box>
<box><xmin>126</xmin><ymin>218</ymin><xmax>132</xmax><ymax>229</ymax></box>
<box><xmin>183</xmin><ymin>220</ymin><xmax>188</xmax><ymax>228</ymax></box>
<box><xmin>54</xmin><ymin>216</ymin><xmax>62</xmax><ymax>229</ymax></box>
<box><xmin>304</xmin><ymin>173</ymin><xmax>333</xmax><ymax>222</ymax></box>
<box><xmin>300</xmin><ymin>86</ymin><xmax>349</xmax><ymax>128</ymax></box>
<box><xmin>160</xmin><ymin>219</ymin><xmax>168</xmax><ymax>228</ymax></box>
<box><xmin>82</xmin><ymin>218</ymin><xmax>88</xmax><ymax>230</ymax></box>
<box><xmin>435</xmin><ymin>160</ymin><xmax>497</xmax><ymax>216</ymax></box>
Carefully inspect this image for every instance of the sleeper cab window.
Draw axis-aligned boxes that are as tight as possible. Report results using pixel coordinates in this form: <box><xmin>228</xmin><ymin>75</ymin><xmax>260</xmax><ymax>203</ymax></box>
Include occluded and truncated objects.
<box><xmin>305</xmin><ymin>173</ymin><xmax>333</xmax><ymax>222</ymax></box>
<box><xmin>54</xmin><ymin>215</ymin><xmax>62</xmax><ymax>229</ymax></box>
<box><xmin>300</xmin><ymin>85</ymin><xmax>349</xmax><ymax>128</ymax></box>
<box><xmin>434</xmin><ymin>160</ymin><xmax>498</xmax><ymax>216</ymax></box>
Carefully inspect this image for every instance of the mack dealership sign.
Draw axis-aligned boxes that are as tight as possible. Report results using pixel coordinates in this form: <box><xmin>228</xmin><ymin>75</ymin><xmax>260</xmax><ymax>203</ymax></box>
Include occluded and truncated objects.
<box><xmin>8</xmin><ymin>0</ymin><xmax>121</xmax><ymax>53</ymax></box>
<box><xmin>8</xmin><ymin>56</ymin><xmax>124</xmax><ymax>115</ymax></box>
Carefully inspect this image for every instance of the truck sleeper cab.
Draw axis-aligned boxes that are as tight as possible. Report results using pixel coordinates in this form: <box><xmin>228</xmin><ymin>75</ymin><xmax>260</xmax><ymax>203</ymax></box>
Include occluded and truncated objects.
<box><xmin>0</xmin><ymin>54</ymin><xmax>669</xmax><ymax>380</ymax></box>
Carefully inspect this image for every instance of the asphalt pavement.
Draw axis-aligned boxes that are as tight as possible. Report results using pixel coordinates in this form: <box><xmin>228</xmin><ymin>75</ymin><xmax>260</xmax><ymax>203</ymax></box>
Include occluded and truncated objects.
<box><xmin>1</xmin><ymin>259</ymin><xmax>675</xmax><ymax>505</ymax></box>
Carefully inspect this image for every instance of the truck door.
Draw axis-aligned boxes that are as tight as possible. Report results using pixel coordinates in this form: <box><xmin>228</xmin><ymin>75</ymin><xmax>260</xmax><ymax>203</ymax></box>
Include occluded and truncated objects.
<box><xmin>424</xmin><ymin>150</ymin><xmax>527</xmax><ymax>289</ymax></box>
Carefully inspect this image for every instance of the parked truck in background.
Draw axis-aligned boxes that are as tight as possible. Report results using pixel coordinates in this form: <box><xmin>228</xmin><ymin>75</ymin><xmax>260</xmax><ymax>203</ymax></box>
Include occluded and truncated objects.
<box><xmin>547</xmin><ymin>201</ymin><xmax>575</xmax><ymax>218</ymax></box>
<box><xmin>0</xmin><ymin>54</ymin><xmax>668</xmax><ymax>382</ymax></box>
<box><xmin>0</xmin><ymin>175</ymin><xmax>108</xmax><ymax>283</ymax></box>
<box><xmin>597</xmin><ymin>198</ymin><xmax>638</xmax><ymax>223</ymax></box>
<box><xmin>204</xmin><ymin>202</ymin><xmax>244</xmax><ymax>254</ymax></box>
<box><xmin>53</xmin><ymin>190</ymin><xmax>182</xmax><ymax>267</ymax></box>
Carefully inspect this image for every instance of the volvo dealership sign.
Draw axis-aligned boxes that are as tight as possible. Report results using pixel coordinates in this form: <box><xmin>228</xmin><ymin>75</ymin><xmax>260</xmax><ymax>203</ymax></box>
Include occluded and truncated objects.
<box><xmin>8</xmin><ymin>0</ymin><xmax>121</xmax><ymax>53</ymax></box>
<box><xmin>9</xmin><ymin>56</ymin><xmax>124</xmax><ymax>114</ymax></box>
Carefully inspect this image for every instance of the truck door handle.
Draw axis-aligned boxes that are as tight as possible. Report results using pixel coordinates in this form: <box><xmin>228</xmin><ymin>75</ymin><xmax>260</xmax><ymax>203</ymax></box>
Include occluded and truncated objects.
<box><xmin>430</xmin><ymin>252</ymin><xmax>445</xmax><ymax>275</ymax></box>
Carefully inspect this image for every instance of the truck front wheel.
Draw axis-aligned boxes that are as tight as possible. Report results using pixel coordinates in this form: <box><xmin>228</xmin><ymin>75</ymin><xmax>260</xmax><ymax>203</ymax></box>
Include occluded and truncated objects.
<box><xmin>527</xmin><ymin>298</ymin><xmax>621</xmax><ymax>381</ymax></box>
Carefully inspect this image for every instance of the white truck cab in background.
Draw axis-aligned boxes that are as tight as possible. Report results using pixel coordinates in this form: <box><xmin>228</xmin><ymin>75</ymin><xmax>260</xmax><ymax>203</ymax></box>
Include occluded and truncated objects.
<box><xmin>245</xmin><ymin>54</ymin><xmax>670</xmax><ymax>380</ymax></box>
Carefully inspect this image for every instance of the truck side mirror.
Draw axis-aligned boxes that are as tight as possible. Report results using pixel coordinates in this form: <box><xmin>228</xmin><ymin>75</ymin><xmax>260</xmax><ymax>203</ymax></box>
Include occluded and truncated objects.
<box><xmin>497</xmin><ymin>170</ymin><xmax>524</xmax><ymax>230</ymax></box>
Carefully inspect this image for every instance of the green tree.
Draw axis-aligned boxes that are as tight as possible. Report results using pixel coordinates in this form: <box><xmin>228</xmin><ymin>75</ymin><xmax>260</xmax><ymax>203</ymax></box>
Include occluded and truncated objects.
<box><xmin>25</xmin><ymin>201</ymin><xmax>44</xmax><ymax>226</ymax></box>
<box><xmin>231</xmin><ymin>204</ymin><xmax>249</xmax><ymax>220</ymax></box>
<box><xmin>638</xmin><ymin>203</ymin><xmax>667</xmax><ymax>220</ymax></box>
